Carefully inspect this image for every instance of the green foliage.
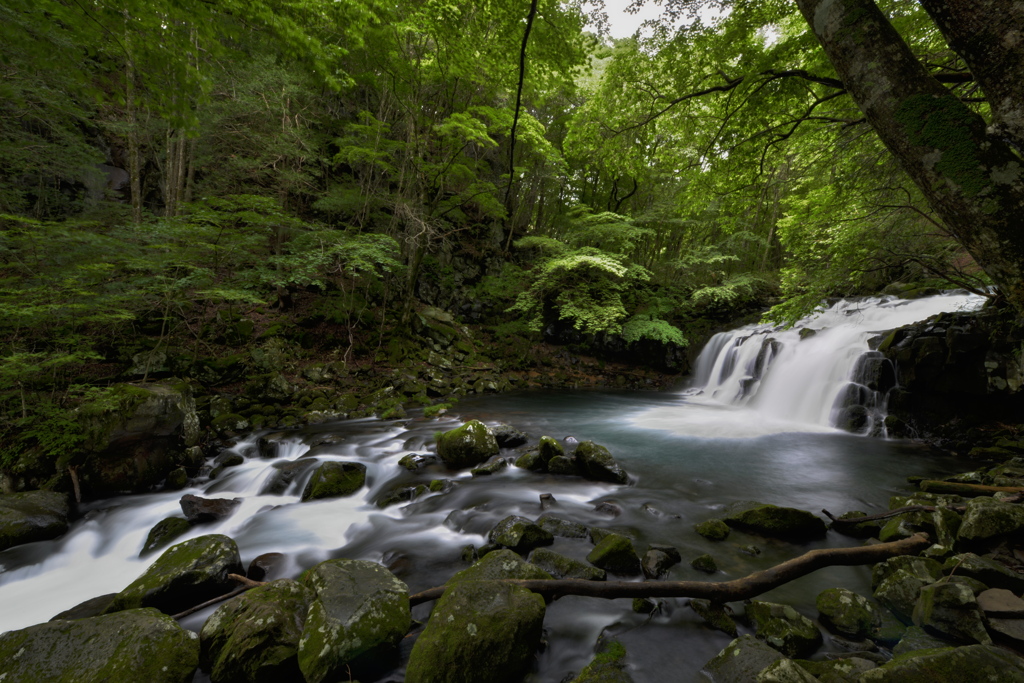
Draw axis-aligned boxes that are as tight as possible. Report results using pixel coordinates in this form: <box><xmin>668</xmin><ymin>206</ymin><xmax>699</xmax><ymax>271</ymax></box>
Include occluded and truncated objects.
<box><xmin>621</xmin><ymin>315</ymin><xmax>688</xmax><ymax>346</ymax></box>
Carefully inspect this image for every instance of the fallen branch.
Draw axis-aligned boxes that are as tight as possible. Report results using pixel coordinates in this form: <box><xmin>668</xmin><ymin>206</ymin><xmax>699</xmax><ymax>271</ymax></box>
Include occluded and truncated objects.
<box><xmin>918</xmin><ymin>480</ymin><xmax>1024</xmax><ymax>496</ymax></box>
<box><xmin>409</xmin><ymin>533</ymin><xmax>931</xmax><ymax>606</ymax></box>
<box><xmin>171</xmin><ymin>573</ymin><xmax>267</xmax><ymax>619</ymax></box>
<box><xmin>823</xmin><ymin>504</ymin><xmax>965</xmax><ymax>525</ymax></box>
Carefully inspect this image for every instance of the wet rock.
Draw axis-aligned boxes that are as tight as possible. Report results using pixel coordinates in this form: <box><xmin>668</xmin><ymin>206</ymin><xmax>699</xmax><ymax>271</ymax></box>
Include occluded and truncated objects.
<box><xmin>537</xmin><ymin>514</ymin><xmax>590</xmax><ymax>539</ymax></box>
<box><xmin>529</xmin><ymin>547</ymin><xmax>606</xmax><ymax>581</ymax></box>
<box><xmin>548</xmin><ymin>455</ymin><xmax>580</xmax><ymax>475</ymax></box>
<box><xmin>164</xmin><ymin>467</ymin><xmax>189</xmax><ymax>490</ymax></box>
<box><xmin>957</xmin><ymin>496</ymin><xmax>1024</xmax><ymax>546</ymax></box>
<box><xmin>200</xmin><ymin>579</ymin><xmax>314</xmax><ymax>683</ymax></box>
<box><xmin>50</xmin><ymin>593</ymin><xmax>118</xmax><ymax>621</ymax></box>
<box><xmin>492</xmin><ymin>423</ymin><xmax>528</xmax><ymax>449</ymax></box>
<box><xmin>746</xmin><ymin>600</ymin><xmax>823</xmax><ymax>658</ymax></box>
<box><xmin>450</xmin><ymin>548</ymin><xmax>553</xmax><ymax>583</ymax></box>
<box><xmin>874</xmin><ymin>569</ymin><xmax>931</xmax><ymax>625</ymax></box>
<box><xmin>405</xmin><ymin>579</ymin><xmax>545</xmax><ymax>683</ymax></box>
<box><xmin>140</xmin><ymin>517</ymin><xmax>192</xmax><ymax>557</ymax></box>
<box><xmin>593</xmin><ymin>500</ymin><xmax>623</xmax><ymax>517</ymax></box>
<box><xmin>642</xmin><ymin>546</ymin><xmax>681</xmax><ymax>578</ymax></box>
<box><xmin>690</xmin><ymin>599</ymin><xmax>738</xmax><ymax>637</ymax></box>
<box><xmin>105</xmin><ymin>534</ymin><xmax>243</xmax><ymax>615</ymax></box>
<box><xmin>724</xmin><ymin>503</ymin><xmax>827</xmax><ymax>541</ymax></box>
<box><xmin>210</xmin><ymin>452</ymin><xmax>244</xmax><ymax>479</ymax></box>
<box><xmin>376</xmin><ymin>484</ymin><xmax>428</xmax><ymax>508</ymax></box>
<box><xmin>831</xmin><ymin>510</ymin><xmax>882</xmax><ymax>538</ymax></box>
<box><xmin>514</xmin><ymin>449</ymin><xmax>545</xmax><ymax>471</ymax></box>
<box><xmin>435</xmin><ymin>420</ymin><xmax>499</xmax><ymax>469</ymax></box>
<box><xmin>756</xmin><ymin>658</ymin><xmax>818</xmax><ymax>682</ymax></box>
<box><xmin>568</xmin><ymin>640</ymin><xmax>633</xmax><ymax>683</ymax></box>
<box><xmin>815</xmin><ymin>587</ymin><xmax>882</xmax><ymax>639</ymax></box>
<box><xmin>590</xmin><ymin>527</ymin><xmax>634</xmax><ymax>544</ymax></box>
<box><xmin>633</xmin><ymin>597</ymin><xmax>658</xmax><ymax>614</ymax></box>
<box><xmin>858</xmin><ymin>643</ymin><xmax>1024</xmax><ymax>681</ymax></box>
<box><xmin>587</xmin><ymin>533</ymin><xmax>641</xmax><ymax>576</ymax></box>
<box><xmin>259</xmin><ymin>459</ymin><xmax>317</xmax><ymax>495</ymax></box>
<box><xmin>398</xmin><ymin>453</ymin><xmax>440</xmax><ymax>471</ymax></box>
<box><xmin>942</xmin><ymin>552</ymin><xmax>1024</xmax><ymax>593</ymax></box>
<box><xmin>872</xmin><ymin>555</ymin><xmax>944</xmax><ymax>589</ymax></box>
<box><xmin>488</xmin><ymin>515</ymin><xmax>554</xmax><ymax>554</ymax></box>
<box><xmin>537</xmin><ymin>435</ymin><xmax>564</xmax><ymax>463</ymax></box>
<box><xmin>300</xmin><ymin>461</ymin><xmax>366</xmax><ymax>501</ymax></box>
<box><xmin>539</xmin><ymin>493</ymin><xmax>557</xmax><ymax>510</ymax></box>
<box><xmin>702</xmin><ymin>634</ymin><xmax>786</xmax><ymax>683</ymax></box>
<box><xmin>694</xmin><ymin>518</ymin><xmax>730</xmax><ymax>541</ymax></box>
<box><xmin>180</xmin><ymin>494</ymin><xmax>242</xmax><ymax>524</ymax></box>
<box><xmin>574</xmin><ymin>441</ymin><xmax>630</xmax><ymax>484</ymax></box>
<box><xmin>691</xmin><ymin>553</ymin><xmax>718</xmax><ymax>574</ymax></box>
<box><xmin>247</xmin><ymin>552</ymin><xmax>285</xmax><ymax>582</ymax></box>
<box><xmin>298</xmin><ymin>559</ymin><xmax>410</xmax><ymax>682</ymax></box>
<box><xmin>0</xmin><ymin>607</ymin><xmax>199</xmax><ymax>682</ymax></box>
<box><xmin>471</xmin><ymin>456</ymin><xmax>508</xmax><ymax>476</ymax></box>
<box><xmin>0</xmin><ymin>490</ymin><xmax>70</xmax><ymax>551</ymax></box>
<box><xmin>912</xmin><ymin>581</ymin><xmax>991</xmax><ymax>645</ymax></box>
<box><xmin>891</xmin><ymin>624</ymin><xmax>951</xmax><ymax>655</ymax></box>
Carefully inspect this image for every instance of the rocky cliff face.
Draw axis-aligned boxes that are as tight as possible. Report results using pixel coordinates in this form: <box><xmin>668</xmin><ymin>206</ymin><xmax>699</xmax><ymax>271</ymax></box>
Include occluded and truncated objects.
<box><xmin>876</xmin><ymin>304</ymin><xmax>1024</xmax><ymax>445</ymax></box>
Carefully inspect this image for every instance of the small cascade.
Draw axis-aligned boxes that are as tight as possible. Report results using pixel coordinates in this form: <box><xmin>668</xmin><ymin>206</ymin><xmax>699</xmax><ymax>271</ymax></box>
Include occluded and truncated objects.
<box><xmin>686</xmin><ymin>292</ymin><xmax>986</xmax><ymax>433</ymax></box>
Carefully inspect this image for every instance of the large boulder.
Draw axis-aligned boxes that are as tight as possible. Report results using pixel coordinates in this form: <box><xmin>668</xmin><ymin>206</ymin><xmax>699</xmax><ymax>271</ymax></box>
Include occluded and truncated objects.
<box><xmin>105</xmin><ymin>534</ymin><xmax>243</xmax><ymax>615</ymax></box>
<box><xmin>450</xmin><ymin>549</ymin><xmax>553</xmax><ymax>583</ymax></box>
<box><xmin>911</xmin><ymin>581</ymin><xmax>991</xmax><ymax>645</ymax></box>
<box><xmin>815</xmin><ymin>587</ymin><xmax>882</xmax><ymax>639</ymax></box>
<box><xmin>587</xmin><ymin>533</ymin><xmax>642</xmax><ymax>576</ymax></box>
<box><xmin>874</xmin><ymin>569</ymin><xmax>932</xmax><ymax>625</ymax></box>
<box><xmin>405</xmin><ymin>579</ymin><xmax>546</xmax><ymax>683</ymax></box>
<box><xmin>0</xmin><ymin>607</ymin><xmax>199</xmax><ymax>682</ymax></box>
<box><xmin>701</xmin><ymin>634</ymin><xmax>786</xmax><ymax>683</ymax></box>
<box><xmin>0</xmin><ymin>490</ymin><xmax>69</xmax><ymax>551</ymax></box>
<box><xmin>942</xmin><ymin>552</ymin><xmax>1024</xmax><ymax>593</ymax></box>
<box><xmin>76</xmin><ymin>383</ymin><xmax>200</xmax><ymax>499</ymax></box>
<box><xmin>574</xmin><ymin>441</ymin><xmax>630</xmax><ymax>484</ymax></box>
<box><xmin>200</xmin><ymin>579</ymin><xmax>314</xmax><ymax>683</ymax></box>
<box><xmin>297</xmin><ymin>559</ymin><xmax>410</xmax><ymax>682</ymax></box>
<box><xmin>488</xmin><ymin>515</ymin><xmax>554</xmax><ymax>554</ymax></box>
<box><xmin>858</xmin><ymin>643</ymin><xmax>1024</xmax><ymax>682</ymax></box>
<box><xmin>435</xmin><ymin>420</ymin><xmax>499</xmax><ymax>469</ymax></box>
<box><xmin>180</xmin><ymin>494</ymin><xmax>241</xmax><ymax>524</ymax></box>
<box><xmin>300</xmin><ymin>461</ymin><xmax>366</xmax><ymax>501</ymax></box>
<box><xmin>140</xmin><ymin>517</ymin><xmax>192</xmax><ymax>557</ymax></box>
<box><xmin>724</xmin><ymin>503</ymin><xmax>827</xmax><ymax>541</ymax></box>
<box><xmin>957</xmin><ymin>496</ymin><xmax>1024</xmax><ymax>546</ymax></box>
<box><xmin>746</xmin><ymin>600</ymin><xmax>822</xmax><ymax>658</ymax></box>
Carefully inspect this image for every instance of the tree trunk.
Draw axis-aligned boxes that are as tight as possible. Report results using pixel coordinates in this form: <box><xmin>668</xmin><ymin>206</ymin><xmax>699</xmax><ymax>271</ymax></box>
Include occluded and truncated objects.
<box><xmin>125</xmin><ymin>34</ymin><xmax>143</xmax><ymax>225</ymax></box>
<box><xmin>794</xmin><ymin>0</ymin><xmax>1024</xmax><ymax>311</ymax></box>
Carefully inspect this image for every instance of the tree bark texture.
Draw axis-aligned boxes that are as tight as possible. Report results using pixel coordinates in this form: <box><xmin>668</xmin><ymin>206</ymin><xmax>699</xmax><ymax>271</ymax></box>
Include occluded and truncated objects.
<box><xmin>794</xmin><ymin>0</ymin><xmax>1024</xmax><ymax>311</ymax></box>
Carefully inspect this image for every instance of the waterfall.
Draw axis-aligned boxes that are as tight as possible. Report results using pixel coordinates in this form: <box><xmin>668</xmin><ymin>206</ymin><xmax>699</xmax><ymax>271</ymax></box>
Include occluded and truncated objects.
<box><xmin>677</xmin><ymin>292</ymin><xmax>986</xmax><ymax>436</ymax></box>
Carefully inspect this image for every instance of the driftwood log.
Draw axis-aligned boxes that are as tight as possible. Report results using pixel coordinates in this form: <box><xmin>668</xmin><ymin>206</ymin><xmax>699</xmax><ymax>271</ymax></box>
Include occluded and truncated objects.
<box><xmin>408</xmin><ymin>533</ymin><xmax>931</xmax><ymax>606</ymax></box>
<box><xmin>918</xmin><ymin>480</ymin><xmax>1024</xmax><ymax>496</ymax></box>
<box><xmin>822</xmin><ymin>504</ymin><xmax>966</xmax><ymax>525</ymax></box>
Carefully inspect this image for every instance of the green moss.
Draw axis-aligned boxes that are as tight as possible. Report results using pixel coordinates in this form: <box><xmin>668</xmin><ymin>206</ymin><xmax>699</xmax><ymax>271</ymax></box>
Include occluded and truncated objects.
<box><xmin>694</xmin><ymin>518</ymin><xmax>730</xmax><ymax>541</ymax></box>
<box><xmin>435</xmin><ymin>420</ymin><xmax>499</xmax><ymax>469</ymax></box>
<box><xmin>301</xmin><ymin>461</ymin><xmax>366</xmax><ymax>501</ymax></box>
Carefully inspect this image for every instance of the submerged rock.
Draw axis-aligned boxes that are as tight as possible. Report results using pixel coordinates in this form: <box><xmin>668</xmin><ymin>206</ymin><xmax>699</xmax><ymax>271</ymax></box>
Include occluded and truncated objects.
<box><xmin>0</xmin><ymin>608</ymin><xmax>199</xmax><ymax>683</ymax></box>
<box><xmin>724</xmin><ymin>502</ymin><xmax>827</xmax><ymax>541</ymax></box>
<box><xmin>488</xmin><ymin>515</ymin><xmax>554</xmax><ymax>554</ymax></box>
<box><xmin>435</xmin><ymin>420</ymin><xmax>499</xmax><ymax>469</ymax></box>
<box><xmin>405</xmin><ymin>580</ymin><xmax>546</xmax><ymax>683</ymax></box>
<box><xmin>200</xmin><ymin>579</ymin><xmax>314</xmax><ymax>683</ymax></box>
<box><xmin>297</xmin><ymin>559</ymin><xmax>410</xmax><ymax>682</ymax></box>
<box><xmin>642</xmin><ymin>546</ymin><xmax>681</xmax><ymax>578</ymax></box>
<box><xmin>694</xmin><ymin>518</ymin><xmax>730</xmax><ymax>541</ymax></box>
<box><xmin>300</xmin><ymin>461</ymin><xmax>366</xmax><ymax>501</ymax></box>
<box><xmin>259</xmin><ymin>459</ymin><xmax>317</xmax><ymax>495</ymax></box>
<box><xmin>690</xmin><ymin>553</ymin><xmax>718</xmax><ymax>574</ymax></box>
<box><xmin>105</xmin><ymin>534</ymin><xmax>243</xmax><ymax>615</ymax></box>
<box><xmin>0</xmin><ymin>490</ymin><xmax>69</xmax><ymax>551</ymax></box>
<box><xmin>529</xmin><ymin>547</ymin><xmax>606</xmax><ymax>581</ymax></box>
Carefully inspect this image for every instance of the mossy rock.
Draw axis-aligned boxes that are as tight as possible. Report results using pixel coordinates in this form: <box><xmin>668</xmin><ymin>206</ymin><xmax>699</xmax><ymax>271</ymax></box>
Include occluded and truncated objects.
<box><xmin>830</xmin><ymin>511</ymin><xmax>882</xmax><ymax>538</ymax></box>
<box><xmin>690</xmin><ymin>599</ymin><xmax>738</xmax><ymax>637</ymax></box>
<box><xmin>957</xmin><ymin>496</ymin><xmax>1024</xmax><ymax>546</ymax></box>
<box><xmin>857</xmin><ymin>643</ymin><xmax>1024</xmax><ymax>682</ymax></box>
<box><xmin>701</xmin><ymin>634</ymin><xmax>785</xmax><ymax>683</ymax></box>
<box><xmin>872</xmin><ymin>555</ymin><xmax>944</xmax><ymax>590</ymax></box>
<box><xmin>587</xmin><ymin>533</ymin><xmax>641</xmax><ymax>576</ymax></box>
<box><xmin>0</xmin><ymin>607</ymin><xmax>199</xmax><ymax>683</ymax></box>
<box><xmin>260</xmin><ymin>459</ymin><xmax>318</xmax><ymax>496</ymax></box>
<box><xmin>200</xmin><ymin>579</ymin><xmax>314</xmax><ymax>683</ymax></box>
<box><xmin>794</xmin><ymin>656</ymin><xmax>877</xmax><ymax>680</ymax></box>
<box><xmin>941</xmin><ymin>553</ymin><xmax>1024</xmax><ymax>593</ymax></box>
<box><xmin>405</xmin><ymin>580</ymin><xmax>546</xmax><ymax>683</ymax></box>
<box><xmin>694</xmin><ymin>518</ymin><xmax>730</xmax><ymax>541</ymax></box>
<box><xmin>911</xmin><ymin>582</ymin><xmax>990</xmax><ymax>645</ymax></box>
<box><xmin>874</xmin><ymin>569</ymin><xmax>931</xmax><ymax>625</ymax></box>
<box><xmin>514</xmin><ymin>449</ymin><xmax>545</xmax><ymax>471</ymax></box>
<box><xmin>449</xmin><ymin>549</ymin><xmax>553</xmax><ymax>584</ymax></box>
<box><xmin>298</xmin><ymin>559</ymin><xmax>410</xmax><ymax>683</ymax></box>
<box><xmin>376</xmin><ymin>484</ymin><xmax>429</xmax><ymax>508</ymax></box>
<box><xmin>105</xmin><ymin>534</ymin><xmax>242</xmax><ymax>616</ymax></box>
<box><xmin>568</xmin><ymin>640</ymin><xmax>633</xmax><ymax>683</ymax></box>
<box><xmin>471</xmin><ymin>457</ymin><xmax>508</xmax><ymax>476</ymax></box>
<box><xmin>300</xmin><ymin>461</ymin><xmax>366</xmax><ymax>501</ymax></box>
<box><xmin>537</xmin><ymin>514</ymin><xmax>590</xmax><ymax>539</ymax></box>
<box><xmin>537</xmin><ymin>436</ymin><xmax>564</xmax><ymax>462</ymax></box>
<box><xmin>891</xmin><ymin>625</ymin><xmax>953</xmax><ymax>656</ymax></box>
<box><xmin>529</xmin><ymin>547</ymin><xmax>606</xmax><ymax>581</ymax></box>
<box><xmin>164</xmin><ymin>467</ymin><xmax>189</xmax><ymax>491</ymax></box>
<box><xmin>815</xmin><ymin>588</ymin><xmax>882</xmax><ymax>639</ymax></box>
<box><xmin>398</xmin><ymin>453</ymin><xmax>440</xmax><ymax>471</ymax></box>
<box><xmin>690</xmin><ymin>553</ymin><xmax>718</xmax><ymax>574</ymax></box>
<box><xmin>574</xmin><ymin>441</ymin><xmax>630</xmax><ymax>484</ymax></box>
<box><xmin>0</xmin><ymin>490</ymin><xmax>70</xmax><ymax>552</ymax></box>
<box><xmin>140</xmin><ymin>517</ymin><xmax>192</xmax><ymax>557</ymax></box>
<box><xmin>548</xmin><ymin>455</ymin><xmax>580</xmax><ymax>476</ymax></box>
<box><xmin>746</xmin><ymin>600</ymin><xmax>823</xmax><ymax>658</ymax></box>
<box><xmin>724</xmin><ymin>503</ymin><xmax>827</xmax><ymax>541</ymax></box>
<box><xmin>757</xmin><ymin>659</ymin><xmax>819</xmax><ymax>682</ymax></box>
<box><xmin>435</xmin><ymin>420</ymin><xmax>499</xmax><ymax>469</ymax></box>
<box><xmin>488</xmin><ymin>515</ymin><xmax>554</xmax><ymax>554</ymax></box>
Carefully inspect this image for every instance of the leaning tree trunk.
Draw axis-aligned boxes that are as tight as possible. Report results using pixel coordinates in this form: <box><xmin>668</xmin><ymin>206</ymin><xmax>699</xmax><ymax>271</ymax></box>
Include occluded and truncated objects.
<box><xmin>794</xmin><ymin>0</ymin><xmax>1024</xmax><ymax>312</ymax></box>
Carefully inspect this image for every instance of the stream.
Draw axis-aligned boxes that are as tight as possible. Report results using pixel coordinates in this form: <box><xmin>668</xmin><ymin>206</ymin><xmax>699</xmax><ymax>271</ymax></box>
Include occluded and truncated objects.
<box><xmin>0</xmin><ymin>292</ymin><xmax>987</xmax><ymax>681</ymax></box>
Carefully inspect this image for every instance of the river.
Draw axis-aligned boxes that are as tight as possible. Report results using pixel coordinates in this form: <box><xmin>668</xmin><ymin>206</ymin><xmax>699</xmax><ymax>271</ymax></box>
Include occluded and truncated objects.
<box><xmin>0</xmin><ymin>292</ymin><xmax>985</xmax><ymax>681</ymax></box>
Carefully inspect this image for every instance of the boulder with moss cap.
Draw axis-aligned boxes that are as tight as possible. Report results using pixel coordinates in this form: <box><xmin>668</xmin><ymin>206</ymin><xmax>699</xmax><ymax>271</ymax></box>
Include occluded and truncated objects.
<box><xmin>297</xmin><ymin>559</ymin><xmax>410</xmax><ymax>683</ymax></box>
<box><xmin>436</xmin><ymin>420</ymin><xmax>499</xmax><ymax>469</ymax></box>
<box><xmin>724</xmin><ymin>502</ymin><xmax>827</xmax><ymax>541</ymax></box>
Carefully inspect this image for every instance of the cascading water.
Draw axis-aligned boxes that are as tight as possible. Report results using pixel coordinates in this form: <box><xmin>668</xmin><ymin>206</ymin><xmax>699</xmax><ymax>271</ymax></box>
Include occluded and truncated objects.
<box><xmin>676</xmin><ymin>292</ymin><xmax>986</xmax><ymax>435</ymax></box>
<box><xmin>0</xmin><ymin>293</ymin><xmax>987</xmax><ymax>682</ymax></box>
